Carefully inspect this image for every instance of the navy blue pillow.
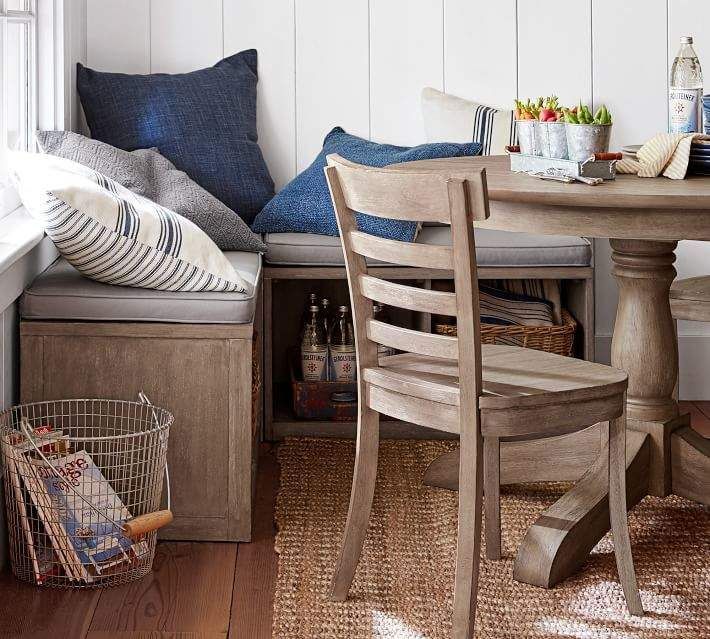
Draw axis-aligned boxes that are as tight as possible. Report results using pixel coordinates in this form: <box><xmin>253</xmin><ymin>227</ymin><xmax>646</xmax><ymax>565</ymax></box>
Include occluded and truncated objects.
<box><xmin>252</xmin><ymin>127</ymin><xmax>481</xmax><ymax>241</ymax></box>
<box><xmin>77</xmin><ymin>50</ymin><xmax>273</xmax><ymax>224</ymax></box>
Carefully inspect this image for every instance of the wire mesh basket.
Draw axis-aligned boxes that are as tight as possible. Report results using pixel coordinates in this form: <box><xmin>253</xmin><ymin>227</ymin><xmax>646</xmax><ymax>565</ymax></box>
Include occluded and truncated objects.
<box><xmin>0</xmin><ymin>397</ymin><xmax>173</xmax><ymax>588</ymax></box>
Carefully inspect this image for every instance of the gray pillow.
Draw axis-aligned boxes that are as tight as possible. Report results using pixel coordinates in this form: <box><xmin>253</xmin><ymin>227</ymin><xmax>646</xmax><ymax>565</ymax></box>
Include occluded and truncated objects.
<box><xmin>35</xmin><ymin>130</ymin><xmax>266</xmax><ymax>253</ymax></box>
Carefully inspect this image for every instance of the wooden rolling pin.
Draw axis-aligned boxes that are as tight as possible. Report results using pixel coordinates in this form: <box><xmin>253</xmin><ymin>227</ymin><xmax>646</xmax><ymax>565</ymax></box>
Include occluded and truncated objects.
<box><xmin>123</xmin><ymin>510</ymin><xmax>173</xmax><ymax>539</ymax></box>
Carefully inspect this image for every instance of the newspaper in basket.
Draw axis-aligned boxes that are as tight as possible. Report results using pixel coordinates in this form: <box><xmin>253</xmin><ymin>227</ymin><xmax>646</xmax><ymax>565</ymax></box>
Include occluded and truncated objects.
<box><xmin>0</xmin><ymin>394</ymin><xmax>173</xmax><ymax>587</ymax></box>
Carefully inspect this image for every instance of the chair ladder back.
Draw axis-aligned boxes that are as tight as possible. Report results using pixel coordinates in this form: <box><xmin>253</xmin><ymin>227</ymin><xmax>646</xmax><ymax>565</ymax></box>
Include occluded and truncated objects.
<box><xmin>325</xmin><ymin>157</ymin><xmax>486</xmax><ymax>391</ymax></box>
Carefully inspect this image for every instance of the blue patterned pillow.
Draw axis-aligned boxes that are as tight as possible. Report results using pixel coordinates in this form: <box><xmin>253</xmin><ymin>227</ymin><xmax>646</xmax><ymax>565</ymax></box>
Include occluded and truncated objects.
<box><xmin>77</xmin><ymin>50</ymin><xmax>273</xmax><ymax>224</ymax></box>
<box><xmin>251</xmin><ymin>127</ymin><xmax>482</xmax><ymax>241</ymax></box>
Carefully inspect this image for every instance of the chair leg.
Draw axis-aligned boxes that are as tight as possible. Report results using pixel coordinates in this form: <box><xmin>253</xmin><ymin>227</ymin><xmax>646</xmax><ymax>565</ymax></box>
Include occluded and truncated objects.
<box><xmin>608</xmin><ymin>410</ymin><xmax>644</xmax><ymax>616</ymax></box>
<box><xmin>452</xmin><ymin>423</ymin><xmax>484</xmax><ymax>639</ymax></box>
<box><xmin>484</xmin><ymin>436</ymin><xmax>501</xmax><ymax>560</ymax></box>
<box><xmin>329</xmin><ymin>404</ymin><xmax>380</xmax><ymax>601</ymax></box>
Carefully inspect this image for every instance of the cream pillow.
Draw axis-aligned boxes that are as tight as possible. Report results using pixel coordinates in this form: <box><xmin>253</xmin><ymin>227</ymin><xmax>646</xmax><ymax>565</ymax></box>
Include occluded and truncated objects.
<box><xmin>11</xmin><ymin>152</ymin><xmax>250</xmax><ymax>293</ymax></box>
<box><xmin>421</xmin><ymin>87</ymin><xmax>516</xmax><ymax>155</ymax></box>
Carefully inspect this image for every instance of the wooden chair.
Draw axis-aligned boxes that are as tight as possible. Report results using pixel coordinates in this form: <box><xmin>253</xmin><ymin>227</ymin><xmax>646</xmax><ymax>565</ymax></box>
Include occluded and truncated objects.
<box><xmin>670</xmin><ymin>275</ymin><xmax>710</xmax><ymax>322</ymax></box>
<box><xmin>324</xmin><ymin>154</ymin><xmax>643</xmax><ymax>637</ymax></box>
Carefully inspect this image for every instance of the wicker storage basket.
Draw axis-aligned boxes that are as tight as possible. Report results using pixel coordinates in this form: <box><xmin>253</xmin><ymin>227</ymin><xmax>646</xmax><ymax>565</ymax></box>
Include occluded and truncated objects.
<box><xmin>435</xmin><ymin>309</ymin><xmax>576</xmax><ymax>356</ymax></box>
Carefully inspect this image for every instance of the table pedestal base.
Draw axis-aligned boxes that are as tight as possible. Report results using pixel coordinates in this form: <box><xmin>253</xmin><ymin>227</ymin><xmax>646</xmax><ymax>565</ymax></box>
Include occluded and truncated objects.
<box><xmin>423</xmin><ymin>427</ymin><xmax>651</xmax><ymax>588</ymax></box>
<box><xmin>672</xmin><ymin>425</ymin><xmax>710</xmax><ymax>506</ymax></box>
<box><xmin>512</xmin><ymin>430</ymin><xmax>648</xmax><ymax>588</ymax></box>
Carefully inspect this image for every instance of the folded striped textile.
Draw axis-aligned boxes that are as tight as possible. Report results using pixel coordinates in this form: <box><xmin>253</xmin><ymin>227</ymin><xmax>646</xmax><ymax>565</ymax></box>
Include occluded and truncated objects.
<box><xmin>479</xmin><ymin>285</ymin><xmax>555</xmax><ymax>327</ymax></box>
<box><xmin>617</xmin><ymin>132</ymin><xmax>710</xmax><ymax>179</ymax></box>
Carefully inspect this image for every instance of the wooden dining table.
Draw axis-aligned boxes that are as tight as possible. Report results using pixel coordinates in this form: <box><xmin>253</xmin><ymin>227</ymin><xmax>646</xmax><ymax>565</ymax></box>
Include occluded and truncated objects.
<box><xmin>394</xmin><ymin>155</ymin><xmax>710</xmax><ymax>589</ymax></box>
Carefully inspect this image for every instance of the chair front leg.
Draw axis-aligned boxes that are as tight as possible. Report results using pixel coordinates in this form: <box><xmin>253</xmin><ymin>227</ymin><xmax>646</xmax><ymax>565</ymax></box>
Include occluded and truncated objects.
<box><xmin>608</xmin><ymin>405</ymin><xmax>644</xmax><ymax>616</ymax></box>
<box><xmin>484</xmin><ymin>436</ymin><xmax>501</xmax><ymax>560</ymax></box>
<box><xmin>330</xmin><ymin>403</ymin><xmax>380</xmax><ymax>601</ymax></box>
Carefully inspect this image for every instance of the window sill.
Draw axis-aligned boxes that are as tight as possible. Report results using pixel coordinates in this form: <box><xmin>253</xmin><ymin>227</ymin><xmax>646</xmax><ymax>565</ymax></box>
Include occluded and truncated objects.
<box><xmin>0</xmin><ymin>207</ymin><xmax>58</xmax><ymax>311</ymax></box>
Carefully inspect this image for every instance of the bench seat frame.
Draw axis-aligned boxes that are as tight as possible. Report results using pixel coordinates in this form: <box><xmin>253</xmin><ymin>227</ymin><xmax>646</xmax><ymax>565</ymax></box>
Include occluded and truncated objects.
<box><xmin>19</xmin><ymin>305</ymin><xmax>262</xmax><ymax>543</ymax></box>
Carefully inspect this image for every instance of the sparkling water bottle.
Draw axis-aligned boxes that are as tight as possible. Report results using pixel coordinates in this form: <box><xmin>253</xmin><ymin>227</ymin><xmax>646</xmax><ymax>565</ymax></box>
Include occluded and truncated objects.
<box><xmin>329</xmin><ymin>306</ymin><xmax>357</xmax><ymax>382</ymax></box>
<box><xmin>301</xmin><ymin>305</ymin><xmax>328</xmax><ymax>381</ymax></box>
<box><xmin>669</xmin><ymin>36</ymin><xmax>703</xmax><ymax>133</ymax></box>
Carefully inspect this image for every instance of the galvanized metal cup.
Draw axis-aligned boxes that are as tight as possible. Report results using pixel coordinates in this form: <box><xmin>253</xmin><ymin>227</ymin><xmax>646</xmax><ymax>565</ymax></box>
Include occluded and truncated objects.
<box><xmin>516</xmin><ymin>120</ymin><xmax>539</xmax><ymax>156</ymax></box>
<box><xmin>565</xmin><ymin>123</ymin><xmax>612</xmax><ymax>162</ymax></box>
<box><xmin>536</xmin><ymin>121</ymin><xmax>568</xmax><ymax>159</ymax></box>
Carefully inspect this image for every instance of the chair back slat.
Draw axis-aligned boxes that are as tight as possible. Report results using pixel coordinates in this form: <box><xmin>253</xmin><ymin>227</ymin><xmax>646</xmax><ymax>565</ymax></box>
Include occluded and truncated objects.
<box><xmin>359</xmin><ymin>275</ymin><xmax>457</xmax><ymax>317</ymax></box>
<box><xmin>326</xmin><ymin>155</ymin><xmax>450</xmax><ymax>223</ymax></box>
<box><xmin>367</xmin><ymin>320</ymin><xmax>459</xmax><ymax>360</ymax></box>
<box><xmin>349</xmin><ymin>230</ymin><xmax>454</xmax><ymax>270</ymax></box>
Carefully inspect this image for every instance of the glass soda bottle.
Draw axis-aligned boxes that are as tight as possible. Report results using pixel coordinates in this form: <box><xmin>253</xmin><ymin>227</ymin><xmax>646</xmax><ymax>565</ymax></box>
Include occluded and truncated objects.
<box><xmin>320</xmin><ymin>297</ymin><xmax>332</xmax><ymax>343</ymax></box>
<box><xmin>669</xmin><ymin>36</ymin><xmax>703</xmax><ymax>133</ymax></box>
<box><xmin>329</xmin><ymin>306</ymin><xmax>357</xmax><ymax>382</ymax></box>
<box><xmin>301</xmin><ymin>305</ymin><xmax>328</xmax><ymax>381</ymax></box>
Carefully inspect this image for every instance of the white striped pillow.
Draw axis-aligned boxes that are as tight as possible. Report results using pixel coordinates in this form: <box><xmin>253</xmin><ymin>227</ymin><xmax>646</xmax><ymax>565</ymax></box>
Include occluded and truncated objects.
<box><xmin>422</xmin><ymin>87</ymin><xmax>516</xmax><ymax>155</ymax></box>
<box><xmin>11</xmin><ymin>152</ymin><xmax>250</xmax><ymax>293</ymax></box>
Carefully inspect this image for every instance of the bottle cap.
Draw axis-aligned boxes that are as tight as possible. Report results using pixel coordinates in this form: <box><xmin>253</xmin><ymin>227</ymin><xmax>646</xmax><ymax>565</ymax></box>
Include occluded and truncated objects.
<box><xmin>681</xmin><ymin>35</ymin><xmax>693</xmax><ymax>44</ymax></box>
<box><xmin>338</xmin><ymin>305</ymin><xmax>349</xmax><ymax>313</ymax></box>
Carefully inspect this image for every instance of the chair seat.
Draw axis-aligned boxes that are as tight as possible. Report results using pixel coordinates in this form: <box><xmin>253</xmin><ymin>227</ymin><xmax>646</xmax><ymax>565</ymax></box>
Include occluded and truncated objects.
<box><xmin>670</xmin><ymin>275</ymin><xmax>710</xmax><ymax>321</ymax></box>
<box><xmin>364</xmin><ymin>347</ymin><xmax>627</xmax><ymax>439</ymax></box>
<box><xmin>264</xmin><ymin>228</ymin><xmax>592</xmax><ymax>267</ymax></box>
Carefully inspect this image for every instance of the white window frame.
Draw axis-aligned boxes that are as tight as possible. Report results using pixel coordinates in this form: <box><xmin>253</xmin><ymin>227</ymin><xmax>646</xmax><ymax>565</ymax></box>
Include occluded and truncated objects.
<box><xmin>0</xmin><ymin>0</ymin><xmax>36</xmax><ymax>221</ymax></box>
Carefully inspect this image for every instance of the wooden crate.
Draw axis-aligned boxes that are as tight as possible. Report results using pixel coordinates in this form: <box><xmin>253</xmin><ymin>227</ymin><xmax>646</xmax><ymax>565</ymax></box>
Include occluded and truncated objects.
<box><xmin>19</xmin><ymin>318</ymin><xmax>261</xmax><ymax>542</ymax></box>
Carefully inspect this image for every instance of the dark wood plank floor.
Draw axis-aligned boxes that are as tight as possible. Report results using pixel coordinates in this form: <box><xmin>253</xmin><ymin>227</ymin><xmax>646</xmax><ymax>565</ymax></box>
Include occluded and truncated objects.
<box><xmin>0</xmin><ymin>407</ymin><xmax>707</xmax><ymax>638</ymax></box>
<box><xmin>0</xmin><ymin>445</ymin><xmax>279</xmax><ymax>639</ymax></box>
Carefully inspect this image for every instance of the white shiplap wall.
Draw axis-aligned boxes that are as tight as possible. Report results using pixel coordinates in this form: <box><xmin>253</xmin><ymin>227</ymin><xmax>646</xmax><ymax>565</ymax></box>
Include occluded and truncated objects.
<box><xmin>84</xmin><ymin>0</ymin><xmax>710</xmax><ymax>397</ymax></box>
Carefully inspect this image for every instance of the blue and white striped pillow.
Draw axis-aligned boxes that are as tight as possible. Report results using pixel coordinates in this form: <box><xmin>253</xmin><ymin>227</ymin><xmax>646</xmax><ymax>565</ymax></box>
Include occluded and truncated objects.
<box><xmin>11</xmin><ymin>152</ymin><xmax>250</xmax><ymax>293</ymax></box>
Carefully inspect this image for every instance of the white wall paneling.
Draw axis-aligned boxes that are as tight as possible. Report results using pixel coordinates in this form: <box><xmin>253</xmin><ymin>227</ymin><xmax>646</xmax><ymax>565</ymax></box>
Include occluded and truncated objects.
<box><xmin>593</xmin><ymin>0</ymin><xmax>667</xmax><ymax>151</ymax></box>
<box><xmin>518</xmin><ymin>0</ymin><xmax>592</xmax><ymax>107</ymax></box>
<box><xmin>87</xmin><ymin>0</ymin><xmax>150</xmax><ymax>74</ymax></box>
<box><xmin>64</xmin><ymin>0</ymin><xmax>88</xmax><ymax>133</ymax></box>
<box><xmin>369</xmin><ymin>0</ymin><xmax>444</xmax><ymax>145</ymax></box>
<box><xmin>668</xmin><ymin>0</ymin><xmax>710</xmax><ymax>79</ymax></box>
<box><xmin>224</xmin><ymin>0</ymin><xmax>296</xmax><ymax>190</ymax></box>
<box><xmin>591</xmin><ymin>0</ymin><xmax>668</xmax><ymax>341</ymax></box>
<box><xmin>150</xmin><ymin>0</ymin><xmax>222</xmax><ymax>74</ymax></box>
<box><xmin>295</xmin><ymin>0</ymin><xmax>369</xmax><ymax>172</ymax></box>
<box><xmin>443</xmin><ymin>0</ymin><xmax>517</xmax><ymax>108</ymax></box>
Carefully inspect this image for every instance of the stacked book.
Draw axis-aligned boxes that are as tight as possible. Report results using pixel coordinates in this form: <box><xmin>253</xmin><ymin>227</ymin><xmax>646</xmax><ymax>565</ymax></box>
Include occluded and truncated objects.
<box><xmin>2</xmin><ymin>422</ymin><xmax>147</xmax><ymax>585</ymax></box>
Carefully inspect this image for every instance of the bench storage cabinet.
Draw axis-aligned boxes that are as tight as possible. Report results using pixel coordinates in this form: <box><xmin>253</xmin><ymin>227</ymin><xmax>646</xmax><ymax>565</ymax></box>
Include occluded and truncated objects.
<box><xmin>19</xmin><ymin>253</ymin><xmax>262</xmax><ymax>542</ymax></box>
<box><xmin>263</xmin><ymin>229</ymin><xmax>595</xmax><ymax>440</ymax></box>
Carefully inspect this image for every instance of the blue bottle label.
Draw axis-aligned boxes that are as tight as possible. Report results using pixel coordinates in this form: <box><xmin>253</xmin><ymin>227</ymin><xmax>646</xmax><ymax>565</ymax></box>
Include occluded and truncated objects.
<box><xmin>669</xmin><ymin>88</ymin><xmax>702</xmax><ymax>133</ymax></box>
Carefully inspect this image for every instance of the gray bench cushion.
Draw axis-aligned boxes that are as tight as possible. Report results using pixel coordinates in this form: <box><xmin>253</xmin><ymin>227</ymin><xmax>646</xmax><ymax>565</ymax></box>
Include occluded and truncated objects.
<box><xmin>265</xmin><ymin>228</ymin><xmax>592</xmax><ymax>267</ymax></box>
<box><xmin>21</xmin><ymin>252</ymin><xmax>261</xmax><ymax>324</ymax></box>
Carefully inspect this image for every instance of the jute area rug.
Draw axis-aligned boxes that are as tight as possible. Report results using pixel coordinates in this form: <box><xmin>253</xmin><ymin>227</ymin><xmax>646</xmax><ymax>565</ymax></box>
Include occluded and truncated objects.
<box><xmin>273</xmin><ymin>438</ymin><xmax>710</xmax><ymax>639</ymax></box>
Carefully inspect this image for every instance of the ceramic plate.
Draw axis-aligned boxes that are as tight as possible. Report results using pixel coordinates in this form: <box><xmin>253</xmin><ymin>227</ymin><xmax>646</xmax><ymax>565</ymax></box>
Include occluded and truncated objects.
<box><xmin>622</xmin><ymin>144</ymin><xmax>642</xmax><ymax>158</ymax></box>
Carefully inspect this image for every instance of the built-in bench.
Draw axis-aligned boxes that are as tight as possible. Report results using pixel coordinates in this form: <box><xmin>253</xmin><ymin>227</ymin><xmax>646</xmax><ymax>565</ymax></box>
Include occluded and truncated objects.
<box><xmin>19</xmin><ymin>252</ymin><xmax>262</xmax><ymax>542</ymax></box>
<box><xmin>17</xmin><ymin>228</ymin><xmax>595</xmax><ymax>539</ymax></box>
<box><xmin>262</xmin><ymin>230</ymin><xmax>595</xmax><ymax>440</ymax></box>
